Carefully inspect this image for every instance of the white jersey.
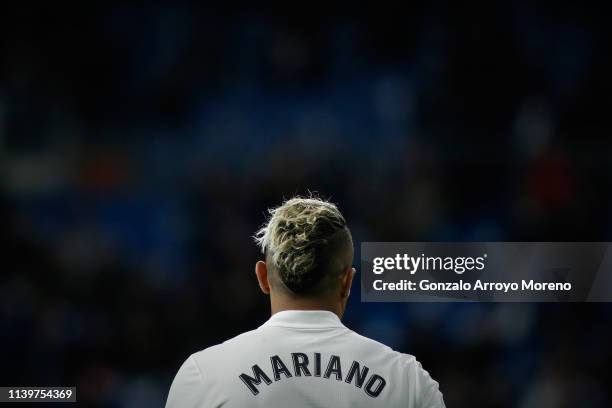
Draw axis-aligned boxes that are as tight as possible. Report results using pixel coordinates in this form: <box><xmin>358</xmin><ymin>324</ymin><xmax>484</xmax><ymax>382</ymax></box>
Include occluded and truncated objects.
<box><xmin>166</xmin><ymin>310</ymin><xmax>445</xmax><ymax>408</ymax></box>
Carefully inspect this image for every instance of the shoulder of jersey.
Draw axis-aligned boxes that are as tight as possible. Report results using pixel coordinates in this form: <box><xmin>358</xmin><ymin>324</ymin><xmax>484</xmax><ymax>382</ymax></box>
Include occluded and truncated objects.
<box><xmin>188</xmin><ymin>328</ymin><xmax>263</xmax><ymax>363</ymax></box>
<box><xmin>345</xmin><ymin>329</ymin><xmax>418</xmax><ymax>364</ymax></box>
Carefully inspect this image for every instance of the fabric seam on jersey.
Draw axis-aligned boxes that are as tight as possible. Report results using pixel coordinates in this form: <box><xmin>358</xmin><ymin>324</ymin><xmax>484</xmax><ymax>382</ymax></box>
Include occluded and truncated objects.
<box><xmin>189</xmin><ymin>355</ymin><xmax>205</xmax><ymax>382</ymax></box>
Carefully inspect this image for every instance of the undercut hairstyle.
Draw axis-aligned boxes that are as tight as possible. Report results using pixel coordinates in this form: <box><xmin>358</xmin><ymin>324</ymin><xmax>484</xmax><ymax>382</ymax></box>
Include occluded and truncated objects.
<box><xmin>254</xmin><ymin>196</ymin><xmax>352</xmax><ymax>295</ymax></box>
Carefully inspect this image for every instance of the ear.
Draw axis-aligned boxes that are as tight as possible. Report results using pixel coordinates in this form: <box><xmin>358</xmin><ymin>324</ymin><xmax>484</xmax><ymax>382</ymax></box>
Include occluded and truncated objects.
<box><xmin>255</xmin><ymin>260</ymin><xmax>271</xmax><ymax>294</ymax></box>
<box><xmin>340</xmin><ymin>267</ymin><xmax>356</xmax><ymax>299</ymax></box>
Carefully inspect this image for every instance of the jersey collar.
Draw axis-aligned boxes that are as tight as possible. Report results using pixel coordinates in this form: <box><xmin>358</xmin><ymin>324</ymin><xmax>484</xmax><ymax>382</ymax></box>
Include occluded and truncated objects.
<box><xmin>261</xmin><ymin>310</ymin><xmax>345</xmax><ymax>329</ymax></box>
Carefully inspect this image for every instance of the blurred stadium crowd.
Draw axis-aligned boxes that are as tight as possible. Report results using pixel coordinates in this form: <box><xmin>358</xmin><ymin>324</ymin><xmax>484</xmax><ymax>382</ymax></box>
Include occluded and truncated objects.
<box><xmin>1</xmin><ymin>2</ymin><xmax>611</xmax><ymax>407</ymax></box>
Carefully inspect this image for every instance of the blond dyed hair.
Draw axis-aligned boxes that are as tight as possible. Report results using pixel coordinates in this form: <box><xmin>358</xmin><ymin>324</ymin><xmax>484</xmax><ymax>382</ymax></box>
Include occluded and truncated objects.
<box><xmin>254</xmin><ymin>196</ymin><xmax>349</xmax><ymax>294</ymax></box>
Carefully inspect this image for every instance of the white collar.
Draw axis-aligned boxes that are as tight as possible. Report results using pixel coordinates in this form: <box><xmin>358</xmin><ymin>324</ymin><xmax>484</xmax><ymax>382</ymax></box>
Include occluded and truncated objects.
<box><xmin>261</xmin><ymin>310</ymin><xmax>345</xmax><ymax>329</ymax></box>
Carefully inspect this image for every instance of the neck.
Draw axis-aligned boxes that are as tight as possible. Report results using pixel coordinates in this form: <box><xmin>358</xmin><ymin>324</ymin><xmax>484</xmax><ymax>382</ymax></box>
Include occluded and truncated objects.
<box><xmin>270</xmin><ymin>292</ymin><xmax>344</xmax><ymax>318</ymax></box>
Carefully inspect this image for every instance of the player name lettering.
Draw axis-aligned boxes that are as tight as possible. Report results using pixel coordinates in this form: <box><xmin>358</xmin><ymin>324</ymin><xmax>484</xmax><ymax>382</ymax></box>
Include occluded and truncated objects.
<box><xmin>239</xmin><ymin>352</ymin><xmax>387</xmax><ymax>398</ymax></box>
